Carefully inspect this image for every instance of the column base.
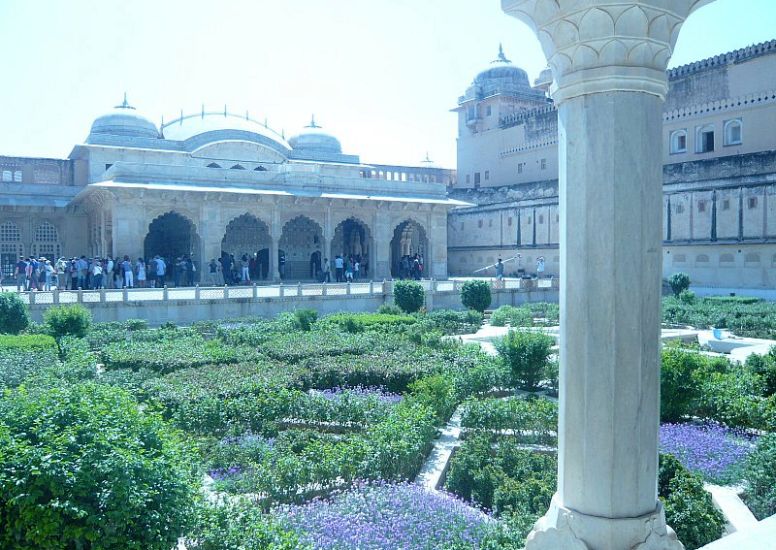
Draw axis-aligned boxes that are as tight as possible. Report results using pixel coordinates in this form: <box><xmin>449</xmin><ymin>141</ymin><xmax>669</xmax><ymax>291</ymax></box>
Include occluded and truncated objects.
<box><xmin>526</xmin><ymin>496</ymin><xmax>684</xmax><ymax>550</ymax></box>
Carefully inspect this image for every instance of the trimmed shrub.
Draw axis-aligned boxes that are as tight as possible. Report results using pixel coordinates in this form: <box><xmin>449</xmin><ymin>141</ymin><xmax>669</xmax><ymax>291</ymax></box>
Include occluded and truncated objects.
<box><xmin>43</xmin><ymin>304</ymin><xmax>92</xmax><ymax>339</ymax></box>
<box><xmin>669</xmin><ymin>273</ymin><xmax>691</xmax><ymax>297</ymax></box>
<box><xmin>293</xmin><ymin>309</ymin><xmax>318</xmax><ymax>332</ymax></box>
<box><xmin>321</xmin><ymin>312</ymin><xmax>417</xmax><ymax>333</ymax></box>
<box><xmin>743</xmin><ymin>433</ymin><xmax>776</xmax><ymax>520</ymax></box>
<box><xmin>495</xmin><ymin>330</ymin><xmax>554</xmax><ymax>391</ymax></box>
<box><xmin>0</xmin><ymin>334</ymin><xmax>59</xmax><ymax>389</ymax></box>
<box><xmin>419</xmin><ymin>309</ymin><xmax>483</xmax><ymax>335</ymax></box>
<box><xmin>461</xmin><ymin>280</ymin><xmax>492</xmax><ymax>313</ymax></box>
<box><xmin>0</xmin><ymin>292</ymin><xmax>30</xmax><ymax>334</ymax></box>
<box><xmin>678</xmin><ymin>289</ymin><xmax>696</xmax><ymax>304</ymax></box>
<box><xmin>490</xmin><ymin>305</ymin><xmax>532</xmax><ymax>327</ymax></box>
<box><xmin>393</xmin><ymin>280</ymin><xmax>425</xmax><ymax>313</ymax></box>
<box><xmin>460</xmin><ymin>396</ymin><xmax>558</xmax><ymax>445</ymax></box>
<box><xmin>188</xmin><ymin>500</ymin><xmax>305</xmax><ymax>550</ymax></box>
<box><xmin>377</xmin><ymin>303</ymin><xmax>403</xmax><ymax>315</ymax></box>
<box><xmin>0</xmin><ymin>383</ymin><xmax>199</xmax><ymax>550</ymax></box>
<box><xmin>102</xmin><ymin>337</ymin><xmax>243</xmax><ymax>374</ymax></box>
<box><xmin>659</xmin><ymin>453</ymin><xmax>725</xmax><ymax>549</ymax></box>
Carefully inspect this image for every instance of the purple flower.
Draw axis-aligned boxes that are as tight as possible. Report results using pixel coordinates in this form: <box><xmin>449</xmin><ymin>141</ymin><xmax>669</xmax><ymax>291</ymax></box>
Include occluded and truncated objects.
<box><xmin>660</xmin><ymin>422</ymin><xmax>755</xmax><ymax>483</ymax></box>
<box><xmin>275</xmin><ymin>482</ymin><xmax>493</xmax><ymax>549</ymax></box>
<box><xmin>315</xmin><ymin>386</ymin><xmax>403</xmax><ymax>404</ymax></box>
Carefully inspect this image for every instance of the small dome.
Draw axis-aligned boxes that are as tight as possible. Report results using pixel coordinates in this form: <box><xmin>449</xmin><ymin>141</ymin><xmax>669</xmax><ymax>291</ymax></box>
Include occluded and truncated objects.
<box><xmin>88</xmin><ymin>94</ymin><xmax>159</xmax><ymax>140</ymax></box>
<box><xmin>288</xmin><ymin>116</ymin><xmax>342</xmax><ymax>154</ymax></box>
<box><xmin>534</xmin><ymin>67</ymin><xmax>553</xmax><ymax>91</ymax></box>
<box><xmin>474</xmin><ymin>44</ymin><xmax>531</xmax><ymax>89</ymax></box>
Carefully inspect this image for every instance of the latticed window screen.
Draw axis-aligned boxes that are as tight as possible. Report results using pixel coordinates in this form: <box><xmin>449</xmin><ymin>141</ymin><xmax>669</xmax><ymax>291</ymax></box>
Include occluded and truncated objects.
<box><xmin>1</xmin><ymin>222</ymin><xmax>21</xmax><ymax>242</ymax></box>
<box><xmin>32</xmin><ymin>222</ymin><xmax>61</xmax><ymax>260</ymax></box>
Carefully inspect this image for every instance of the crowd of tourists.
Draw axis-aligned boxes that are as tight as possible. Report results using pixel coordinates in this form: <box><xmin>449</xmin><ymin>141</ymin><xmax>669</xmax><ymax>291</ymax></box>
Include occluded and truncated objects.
<box><xmin>12</xmin><ymin>255</ymin><xmax>197</xmax><ymax>291</ymax></box>
<box><xmin>208</xmin><ymin>252</ymin><xmax>371</xmax><ymax>285</ymax></box>
<box><xmin>396</xmin><ymin>253</ymin><xmax>425</xmax><ymax>280</ymax></box>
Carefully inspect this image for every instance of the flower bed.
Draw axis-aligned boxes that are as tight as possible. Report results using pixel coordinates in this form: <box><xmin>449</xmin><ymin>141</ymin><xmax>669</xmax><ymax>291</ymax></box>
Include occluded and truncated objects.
<box><xmin>277</xmin><ymin>482</ymin><xmax>496</xmax><ymax>549</ymax></box>
<box><xmin>660</xmin><ymin>422</ymin><xmax>755</xmax><ymax>484</ymax></box>
<box><xmin>101</xmin><ymin>336</ymin><xmax>243</xmax><ymax>373</ymax></box>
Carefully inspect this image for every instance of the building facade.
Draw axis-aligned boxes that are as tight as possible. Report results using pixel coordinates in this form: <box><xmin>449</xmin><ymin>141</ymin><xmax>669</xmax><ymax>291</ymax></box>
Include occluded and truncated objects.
<box><xmin>448</xmin><ymin>40</ymin><xmax>776</xmax><ymax>288</ymax></box>
<box><xmin>0</xmin><ymin>101</ymin><xmax>464</xmax><ymax>283</ymax></box>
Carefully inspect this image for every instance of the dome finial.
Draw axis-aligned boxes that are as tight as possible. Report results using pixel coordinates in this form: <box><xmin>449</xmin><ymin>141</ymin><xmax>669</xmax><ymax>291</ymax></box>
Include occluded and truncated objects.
<box><xmin>307</xmin><ymin>114</ymin><xmax>321</xmax><ymax>129</ymax></box>
<box><xmin>422</xmin><ymin>151</ymin><xmax>433</xmax><ymax>164</ymax></box>
<box><xmin>116</xmin><ymin>92</ymin><xmax>135</xmax><ymax>110</ymax></box>
<box><xmin>201</xmin><ymin>104</ymin><xmax>205</xmax><ymax>119</ymax></box>
<box><xmin>496</xmin><ymin>43</ymin><xmax>511</xmax><ymax>64</ymax></box>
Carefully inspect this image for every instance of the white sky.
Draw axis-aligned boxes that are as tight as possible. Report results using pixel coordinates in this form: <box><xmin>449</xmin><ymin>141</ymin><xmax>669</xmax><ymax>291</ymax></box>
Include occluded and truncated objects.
<box><xmin>0</xmin><ymin>0</ymin><xmax>774</xmax><ymax>168</ymax></box>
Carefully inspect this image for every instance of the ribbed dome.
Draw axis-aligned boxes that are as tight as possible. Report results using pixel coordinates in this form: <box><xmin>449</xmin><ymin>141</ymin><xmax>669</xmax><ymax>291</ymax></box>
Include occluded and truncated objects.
<box><xmin>288</xmin><ymin>116</ymin><xmax>342</xmax><ymax>154</ymax></box>
<box><xmin>88</xmin><ymin>94</ymin><xmax>159</xmax><ymax>140</ymax></box>
<box><xmin>474</xmin><ymin>45</ymin><xmax>531</xmax><ymax>89</ymax></box>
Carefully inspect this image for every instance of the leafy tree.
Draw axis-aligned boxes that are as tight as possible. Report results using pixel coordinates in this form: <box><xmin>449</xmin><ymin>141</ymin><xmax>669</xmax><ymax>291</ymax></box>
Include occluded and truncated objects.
<box><xmin>0</xmin><ymin>292</ymin><xmax>30</xmax><ymax>334</ymax></box>
<box><xmin>43</xmin><ymin>304</ymin><xmax>92</xmax><ymax>339</ymax></box>
<box><xmin>461</xmin><ymin>280</ymin><xmax>492</xmax><ymax>313</ymax></box>
<box><xmin>393</xmin><ymin>280</ymin><xmax>425</xmax><ymax>313</ymax></box>
<box><xmin>0</xmin><ymin>383</ymin><xmax>199</xmax><ymax>550</ymax></box>
<box><xmin>495</xmin><ymin>330</ymin><xmax>554</xmax><ymax>391</ymax></box>
<box><xmin>668</xmin><ymin>272</ymin><xmax>691</xmax><ymax>297</ymax></box>
<box><xmin>743</xmin><ymin>433</ymin><xmax>776</xmax><ymax>520</ymax></box>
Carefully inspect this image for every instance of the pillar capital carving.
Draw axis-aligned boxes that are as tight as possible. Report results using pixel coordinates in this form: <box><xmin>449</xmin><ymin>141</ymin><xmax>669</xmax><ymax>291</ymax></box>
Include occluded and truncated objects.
<box><xmin>502</xmin><ymin>0</ymin><xmax>715</xmax><ymax>102</ymax></box>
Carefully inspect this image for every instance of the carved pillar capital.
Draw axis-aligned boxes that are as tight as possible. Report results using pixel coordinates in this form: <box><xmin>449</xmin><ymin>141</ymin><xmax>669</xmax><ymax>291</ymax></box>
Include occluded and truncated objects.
<box><xmin>501</xmin><ymin>0</ymin><xmax>715</xmax><ymax>102</ymax></box>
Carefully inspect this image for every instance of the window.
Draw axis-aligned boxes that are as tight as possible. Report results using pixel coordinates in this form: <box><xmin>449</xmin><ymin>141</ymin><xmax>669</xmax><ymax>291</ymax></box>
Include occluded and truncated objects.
<box><xmin>254</xmin><ymin>165</ymin><xmax>267</xmax><ymax>171</ymax></box>
<box><xmin>0</xmin><ymin>221</ymin><xmax>21</xmax><ymax>242</ymax></box>
<box><xmin>13</xmin><ymin>170</ymin><xmax>22</xmax><ymax>182</ymax></box>
<box><xmin>722</xmin><ymin>199</ymin><xmax>730</xmax><ymax>211</ymax></box>
<box><xmin>230</xmin><ymin>164</ymin><xmax>246</xmax><ymax>170</ymax></box>
<box><xmin>748</xmin><ymin>197</ymin><xmax>758</xmax><ymax>209</ymax></box>
<box><xmin>538</xmin><ymin>215</ymin><xmax>544</xmax><ymax>224</ymax></box>
<box><xmin>465</xmin><ymin>174</ymin><xmax>470</xmax><ymax>184</ymax></box>
<box><xmin>105</xmin><ymin>163</ymin><xmax>113</xmax><ymax>171</ymax></box>
<box><xmin>486</xmin><ymin>105</ymin><xmax>492</xmax><ymax>117</ymax></box>
<box><xmin>206</xmin><ymin>162</ymin><xmax>222</xmax><ymax>168</ymax></box>
<box><xmin>670</xmin><ymin>130</ymin><xmax>687</xmax><ymax>154</ymax></box>
<box><xmin>696</xmin><ymin>125</ymin><xmax>715</xmax><ymax>153</ymax></box>
<box><xmin>474</xmin><ymin>172</ymin><xmax>481</xmax><ymax>185</ymax></box>
<box><xmin>675</xmin><ymin>204</ymin><xmax>684</xmax><ymax>214</ymax></box>
<box><xmin>724</xmin><ymin>119</ymin><xmax>742</xmax><ymax>146</ymax></box>
<box><xmin>507</xmin><ymin>217</ymin><xmax>513</xmax><ymax>226</ymax></box>
<box><xmin>478</xmin><ymin>220</ymin><xmax>483</xmax><ymax>228</ymax></box>
<box><xmin>31</xmin><ymin>221</ymin><xmax>61</xmax><ymax>259</ymax></box>
<box><xmin>488</xmin><ymin>219</ymin><xmax>493</xmax><ymax>227</ymax></box>
<box><xmin>527</xmin><ymin>217</ymin><xmax>532</xmax><ymax>224</ymax></box>
<box><xmin>697</xmin><ymin>200</ymin><xmax>706</xmax><ymax>213</ymax></box>
<box><xmin>517</xmin><ymin>163</ymin><xmax>524</xmax><ymax>174</ymax></box>
<box><xmin>696</xmin><ymin>255</ymin><xmax>709</xmax><ymax>264</ymax></box>
<box><xmin>540</xmin><ymin>158</ymin><xmax>547</xmax><ymax>170</ymax></box>
<box><xmin>484</xmin><ymin>171</ymin><xmax>489</xmax><ymax>181</ymax></box>
<box><xmin>2</xmin><ymin>170</ymin><xmax>11</xmax><ymax>182</ymax></box>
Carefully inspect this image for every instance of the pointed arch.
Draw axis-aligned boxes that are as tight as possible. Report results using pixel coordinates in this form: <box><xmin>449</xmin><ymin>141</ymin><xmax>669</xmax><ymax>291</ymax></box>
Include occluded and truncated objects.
<box><xmin>279</xmin><ymin>215</ymin><xmax>323</xmax><ymax>281</ymax></box>
<box><xmin>390</xmin><ymin>218</ymin><xmax>428</xmax><ymax>279</ymax></box>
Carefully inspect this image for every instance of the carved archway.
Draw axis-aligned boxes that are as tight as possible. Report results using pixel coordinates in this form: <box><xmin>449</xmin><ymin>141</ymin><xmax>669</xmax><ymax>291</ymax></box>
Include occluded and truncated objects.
<box><xmin>221</xmin><ymin>214</ymin><xmax>272</xmax><ymax>280</ymax></box>
<box><xmin>332</xmin><ymin>216</ymin><xmax>372</xmax><ymax>277</ymax></box>
<box><xmin>278</xmin><ymin>215</ymin><xmax>323</xmax><ymax>281</ymax></box>
<box><xmin>143</xmin><ymin>212</ymin><xmax>201</xmax><ymax>283</ymax></box>
<box><xmin>390</xmin><ymin>219</ymin><xmax>428</xmax><ymax>278</ymax></box>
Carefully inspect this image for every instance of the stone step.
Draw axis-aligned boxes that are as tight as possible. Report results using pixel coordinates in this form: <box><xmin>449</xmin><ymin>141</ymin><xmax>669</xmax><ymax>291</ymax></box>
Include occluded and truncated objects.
<box><xmin>700</xmin><ymin>514</ymin><xmax>776</xmax><ymax>549</ymax></box>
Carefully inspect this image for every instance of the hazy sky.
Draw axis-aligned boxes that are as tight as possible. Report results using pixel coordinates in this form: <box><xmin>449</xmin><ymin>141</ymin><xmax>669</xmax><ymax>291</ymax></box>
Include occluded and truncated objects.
<box><xmin>0</xmin><ymin>0</ymin><xmax>774</xmax><ymax>167</ymax></box>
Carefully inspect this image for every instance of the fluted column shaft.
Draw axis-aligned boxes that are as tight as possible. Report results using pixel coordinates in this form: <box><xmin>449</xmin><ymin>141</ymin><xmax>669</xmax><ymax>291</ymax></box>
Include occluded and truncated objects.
<box><xmin>501</xmin><ymin>1</ymin><xmax>716</xmax><ymax>548</ymax></box>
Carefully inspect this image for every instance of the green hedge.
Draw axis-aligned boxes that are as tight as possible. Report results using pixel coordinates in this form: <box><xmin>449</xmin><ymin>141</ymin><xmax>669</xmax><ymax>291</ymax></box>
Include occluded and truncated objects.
<box><xmin>319</xmin><ymin>312</ymin><xmax>417</xmax><ymax>333</ymax></box>
<box><xmin>0</xmin><ymin>334</ymin><xmax>59</xmax><ymax>389</ymax></box>
<box><xmin>102</xmin><ymin>337</ymin><xmax>242</xmax><ymax>373</ymax></box>
<box><xmin>662</xmin><ymin>295</ymin><xmax>776</xmax><ymax>339</ymax></box>
<box><xmin>460</xmin><ymin>396</ymin><xmax>558</xmax><ymax>445</ymax></box>
<box><xmin>743</xmin><ymin>433</ymin><xmax>776</xmax><ymax>520</ymax></box>
<box><xmin>496</xmin><ymin>330</ymin><xmax>555</xmax><ymax>391</ymax></box>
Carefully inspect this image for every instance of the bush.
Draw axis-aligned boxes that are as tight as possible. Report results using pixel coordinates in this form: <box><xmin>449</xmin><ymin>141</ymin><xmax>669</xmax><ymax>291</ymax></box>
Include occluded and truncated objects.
<box><xmin>743</xmin><ymin>433</ymin><xmax>776</xmax><ymax>520</ymax></box>
<box><xmin>460</xmin><ymin>396</ymin><xmax>558</xmax><ymax>445</ymax></box>
<box><xmin>659</xmin><ymin>453</ymin><xmax>725</xmax><ymax>549</ymax></box>
<box><xmin>293</xmin><ymin>309</ymin><xmax>318</xmax><ymax>331</ymax></box>
<box><xmin>490</xmin><ymin>305</ymin><xmax>532</xmax><ymax>327</ymax></box>
<box><xmin>407</xmin><ymin>374</ymin><xmax>456</xmax><ymax>423</ymax></box>
<box><xmin>393</xmin><ymin>280</ymin><xmax>425</xmax><ymax>313</ymax></box>
<box><xmin>377</xmin><ymin>303</ymin><xmax>403</xmax><ymax>315</ymax></box>
<box><xmin>43</xmin><ymin>304</ymin><xmax>92</xmax><ymax>339</ymax></box>
<box><xmin>188</xmin><ymin>500</ymin><xmax>306</xmax><ymax>550</ymax></box>
<box><xmin>417</xmin><ymin>309</ymin><xmax>483</xmax><ymax>335</ymax></box>
<box><xmin>321</xmin><ymin>312</ymin><xmax>417</xmax><ymax>334</ymax></box>
<box><xmin>661</xmin><ymin>348</ymin><xmax>709</xmax><ymax>422</ymax></box>
<box><xmin>0</xmin><ymin>334</ymin><xmax>59</xmax><ymax>389</ymax></box>
<box><xmin>102</xmin><ymin>336</ymin><xmax>242</xmax><ymax>374</ymax></box>
<box><xmin>678</xmin><ymin>289</ymin><xmax>696</xmax><ymax>304</ymax></box>
<box><xmin>496</xmin><ymin>330</ymin><xmax>554</xmax><ymax>391</ymax></box>
<box><xmin>746</xmin><ymin>348</ymin><xmax>776</xmax><ymax>397</ymax></box>
<box><xmin>0</xmin><ymin>292</ymin><xmax>30</xmax><ymax>334</ymax></box>
<box><xmin>669</xmin><ymin>273</ymin><xmax>691</xmax><ymax>297</ymax></box>
<box><xmin>0</xmin><ymin>383</ymin><xmax>199</xmax><ymax>550</ymax></box>
<box><xmin>461</xmin><ymin>280</ymin><xmax>492</xmax><ymax>313</ymax></box>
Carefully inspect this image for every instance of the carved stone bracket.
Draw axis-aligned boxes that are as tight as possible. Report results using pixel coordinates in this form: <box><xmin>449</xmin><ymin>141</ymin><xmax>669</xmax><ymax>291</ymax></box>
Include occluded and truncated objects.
<box><xmin>501</xmin><ymin>0</ymin><xmax>716</xmax><ymax>102</ymax></box>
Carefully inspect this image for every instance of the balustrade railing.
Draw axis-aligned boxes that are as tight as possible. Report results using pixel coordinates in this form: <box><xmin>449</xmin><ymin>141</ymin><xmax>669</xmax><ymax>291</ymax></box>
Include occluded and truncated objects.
<box><xmin>10</xmin><ymin>277</ymin><xmax>558</xmax><ymax>307</ymax></box>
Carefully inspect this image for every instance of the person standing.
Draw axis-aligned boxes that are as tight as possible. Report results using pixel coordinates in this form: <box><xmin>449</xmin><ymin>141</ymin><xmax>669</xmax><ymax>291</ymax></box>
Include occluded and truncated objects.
<box><xmin>105</xmin><ymin>256</ymin><xmax>114</xmax><ymax>288</ymax></box>
<box><xmin>155</xmin><ymin>256</ymin><xmax>166</xmax><ymax>287</ymax></box>
<box><xmin>334</xmin><ymin>255</ymin><xmax>344</xmax><ymax>282</ymax></box>
<box><xmin>136</xmin><ymin>258</ymin><xmax>146</xmax><ymax>288</ymax></box>
<box><xmin>353</xmin><ymin>259</ymin><xmax>360</xmax><ymax>281</ymax></box>
<box><xmin>241</xmin><ymin>254</ymin><xmax>250</xmax><ymax>283</ymax></box>
<box><xmin>14</xmin><ymin>257</ymin><xmax>26</xmax><ymax>292</ymax></box>
<box><xmin>322</xmin><ymin>257</ymin><xmax>331</xmax><ymax>283</ymax></box>
<box><xmin>278</xmin><ymin>253</ymin><xmax>286</xmax><ymax>280</ymax></box>
<box><xmin>536</xmin><ymin>256</ymin><xmax>545</xmax><ymax>278</ymax></box>
<box><xmin>122</xmin><ymin>255</ymin><xmax>133</xmax><ymax>288</ymax></box>
<box><xmin>55</xmin><ymin>257</ymin><xmax>66</xmax><ymax>289</ymax></box>
<box><xmin>92</xmin><ymin>259</ymin><xmax>103</xmax><ymax>289</ymax></box>
<box><xmin>76</xmin><ymin>256</ymin><xmax>88</xmax><ymax>289</ymax></box>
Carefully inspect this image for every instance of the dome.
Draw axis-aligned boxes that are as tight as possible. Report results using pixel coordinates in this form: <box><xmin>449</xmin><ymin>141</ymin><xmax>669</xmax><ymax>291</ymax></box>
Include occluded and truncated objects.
<box><xmin>288</xmin><ymin>116</ymin><xmax>342</xmax><ymax>155</ymax></box>
<box><xmin>534</xmin><ymin>67</ymin><xmax>553</xmax><ymax>92</ymax></box>
<box><xmin>160</xmin><ymin>109</ymin><xmax>290</xmax><ymax>151</ymax></box>
<box><xmin>88</xmin><ymin>94</ymin><xmax>159</xmax><ymax>140</ymax></box>
<box><xmin>474</xmin><ymin>44</ymin><xmax>531</xmax><ymax>89</ymax></box>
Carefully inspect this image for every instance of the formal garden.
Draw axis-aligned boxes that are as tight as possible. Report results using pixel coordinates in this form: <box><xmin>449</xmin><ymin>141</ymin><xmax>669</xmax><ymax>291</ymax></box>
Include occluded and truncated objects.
<box><xmin>0</xmin><ymin>279</ymin><xmax>775</xmax><ymax>549</ymax></box>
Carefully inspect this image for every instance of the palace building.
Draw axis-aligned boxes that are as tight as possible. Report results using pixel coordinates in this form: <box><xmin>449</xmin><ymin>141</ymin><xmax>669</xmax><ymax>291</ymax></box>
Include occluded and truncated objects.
<box><xmin>448</xmin><ymin>40</ymin><xmax>776</xmax><ymax>289</ymax></box>
<box><xmin>0</xmin><ymin>99</ymin><xmax>460</xmax><ymax>283</ymax></box>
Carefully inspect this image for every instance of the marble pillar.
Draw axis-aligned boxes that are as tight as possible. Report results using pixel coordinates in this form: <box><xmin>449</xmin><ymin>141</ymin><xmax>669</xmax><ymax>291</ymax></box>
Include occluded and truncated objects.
<box><xmin>501</xmin><ymin>1</ymin><xmax>715</xmax><ymax>549</ymax></box>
